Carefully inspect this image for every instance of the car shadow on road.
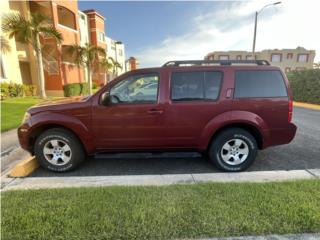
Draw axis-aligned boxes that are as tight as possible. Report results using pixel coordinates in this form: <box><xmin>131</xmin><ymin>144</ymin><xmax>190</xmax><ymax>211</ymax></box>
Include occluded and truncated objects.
<box><xmin>30</xmin><ymin>144</ymin><xmax>320</xmax><ymax>177</ymax></box>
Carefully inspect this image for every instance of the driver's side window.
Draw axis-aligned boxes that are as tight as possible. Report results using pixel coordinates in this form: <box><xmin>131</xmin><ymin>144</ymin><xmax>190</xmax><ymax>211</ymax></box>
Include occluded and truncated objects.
<box><xmin>110</xmin><ymin>73</ymin><xmax>159</xmax><ymax>104</ymax></box>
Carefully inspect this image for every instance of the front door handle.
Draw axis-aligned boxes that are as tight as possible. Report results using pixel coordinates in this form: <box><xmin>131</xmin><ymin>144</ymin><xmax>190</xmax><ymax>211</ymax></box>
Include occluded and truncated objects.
<box><xmin>147</xmin><ymin>109</ymin><xmax>164</xmax><ymax>115</ymax></box>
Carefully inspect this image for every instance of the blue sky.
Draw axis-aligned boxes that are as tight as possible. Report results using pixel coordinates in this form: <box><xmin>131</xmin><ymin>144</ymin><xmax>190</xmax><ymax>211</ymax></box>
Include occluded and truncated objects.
<box><xmin>79</xmin><ymin>1</ymin><xmax>320</xmax><ymax>67</ymax></box>
<box><xmin>78</xmin><ymin>2</ymin><xmax>221</xmax><ymax>55</ymax></box>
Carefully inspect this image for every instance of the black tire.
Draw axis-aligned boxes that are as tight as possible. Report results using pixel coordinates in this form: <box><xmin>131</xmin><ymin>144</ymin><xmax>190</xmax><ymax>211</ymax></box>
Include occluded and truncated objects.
<box><xmin>208</xmin><ymin>128</ymin><xmax>257</xmax><ymax>172</ymax></box>
<box><xmin>34</xmin><ymin>128</ymin><xmax>85</xmax><ymax>172</ymax></box>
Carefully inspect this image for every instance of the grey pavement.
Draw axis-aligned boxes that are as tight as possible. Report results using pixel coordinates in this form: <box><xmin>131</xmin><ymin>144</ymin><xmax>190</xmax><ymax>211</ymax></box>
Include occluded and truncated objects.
<box><xmin>198</xmin><ymin>233</ymin><xmax>320</xmax><ymax>240</ymax></box>
<box><xmin>1</xmin><ymin>129</ymin><xmax>30</xmax><ymax>176</ymax></box>
<box><xmin>1</xmin><ymin>128</ymin><xmax>20</xmax><ymax>155</ymax></box>
<box><xmin>29</xmin><ymin>106</ymin><xmax>320</xmax><ymax>177</ymax></box>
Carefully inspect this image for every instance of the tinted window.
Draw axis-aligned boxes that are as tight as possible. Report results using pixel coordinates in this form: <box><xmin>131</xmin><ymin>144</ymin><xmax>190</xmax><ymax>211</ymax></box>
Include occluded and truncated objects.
<box><xmin>235</xmin><ymin>70</ymin><xmax>287</xmax><ymax>98</ymax></box>
<box><xmin>171</xmin><ymin>71</ymin><xmax>222</xmax><ymax>101</ymax></box>
<box><xmin>110</xmin><ymin>74</ymin><xmax>159</xmax><ymax>103</ymax></box>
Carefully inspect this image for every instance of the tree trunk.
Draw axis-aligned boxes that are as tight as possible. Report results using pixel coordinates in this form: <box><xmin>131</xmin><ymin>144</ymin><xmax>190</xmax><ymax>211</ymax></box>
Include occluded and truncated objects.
<box><xmin>88</xmin><ymin>66</ymin><xmax>92</xmax><ymax>95</ymax></box>
<box><xmin>104</xmin><ymin>72</ymin><xmax>108</xmax><ymax>85</ymax></box>
<box><xmin>35</xmin><ymin>34</ymin><xmax>46</xmax><ymax>99</ymax></box>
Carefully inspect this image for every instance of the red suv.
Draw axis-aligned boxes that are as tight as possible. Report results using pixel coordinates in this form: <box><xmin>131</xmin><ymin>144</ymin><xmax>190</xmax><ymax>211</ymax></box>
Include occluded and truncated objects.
<box><xmin>18</xmin><ymin>60</ymin><xmax>297</xmax><ymax>172</ymax></box>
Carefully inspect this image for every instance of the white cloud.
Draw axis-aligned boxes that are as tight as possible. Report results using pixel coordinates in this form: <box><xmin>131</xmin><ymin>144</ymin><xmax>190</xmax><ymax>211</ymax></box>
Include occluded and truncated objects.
<box><xmin>136</xmin><ymin>0</ymin><xmax>320</xmax><ymax>67</ymax></box>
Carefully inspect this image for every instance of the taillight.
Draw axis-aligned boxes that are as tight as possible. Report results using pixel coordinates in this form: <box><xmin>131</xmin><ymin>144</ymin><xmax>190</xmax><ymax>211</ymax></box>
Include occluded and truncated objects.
<box><xmin>288</xmin><ymin>99</ymin><xmax>293</xmax><ymax>122</ymax></box>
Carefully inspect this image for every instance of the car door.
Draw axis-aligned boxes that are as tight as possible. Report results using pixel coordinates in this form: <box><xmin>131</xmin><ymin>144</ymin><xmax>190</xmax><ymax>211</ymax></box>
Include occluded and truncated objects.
<box><xmin>163</xmin><ymin>70</ymin><xmax>225</xmax><ymax>148</ymax></box>
<box><xmin>92</xmin><ymin>72</ymin><xmax>167</xmax><ymax>150</ymax></box>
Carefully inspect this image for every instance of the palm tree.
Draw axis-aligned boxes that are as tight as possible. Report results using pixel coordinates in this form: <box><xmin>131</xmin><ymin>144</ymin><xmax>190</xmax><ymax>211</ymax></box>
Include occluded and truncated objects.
<box><xmin>67</xmin><ymin>43</ymin><xmax>106</xmax><ymax>95</ymax></box>
<box><xmin>0</xmin><ymin>36</ymin><xmax>11</xmax><ymax>54</ymax></box>
<box><xmin>314</xmin><ymin>62</ymin><xmax>320</xmax><ymax>69</ymax></box>
<box><xmin>100</xmin><ymin>58</ymin><xmax>113</xmax><ymax>85</ymax></box>
<box><xmin>108</xmin><ymin>57</ymin><xmax>122</xmax><ymax>77</ymax></box>
<box><xmin>1</xmin><ymin>12</ymin><xmax>62</xmax><ymax>98</ymax></box>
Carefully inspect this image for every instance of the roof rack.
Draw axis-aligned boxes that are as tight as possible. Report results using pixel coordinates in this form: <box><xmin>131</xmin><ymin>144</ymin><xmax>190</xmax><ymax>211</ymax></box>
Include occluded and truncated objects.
<box><xmin>162</xmin><ymin>60</ymin><xmax>270</xmax><ymax>67</ymax></box>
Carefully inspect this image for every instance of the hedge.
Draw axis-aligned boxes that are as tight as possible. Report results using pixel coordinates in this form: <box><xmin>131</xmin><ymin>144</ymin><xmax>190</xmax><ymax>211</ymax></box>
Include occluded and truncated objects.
<box><xmin>63</xmin><ymin>82</ymin><xmax>90</xmax><ymax>97</ymax></box>
<box><xmin>287</xmin><ymin>69</ymin><xmax>320</xmax><ymax>104</ymax></box>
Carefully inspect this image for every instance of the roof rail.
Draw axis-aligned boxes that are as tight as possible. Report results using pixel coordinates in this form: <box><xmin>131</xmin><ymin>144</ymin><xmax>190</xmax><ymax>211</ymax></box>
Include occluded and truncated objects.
<box><xmin>162</xmin><ymin>60</ymin><xmax>270</xmax><ymax>67</ymax></box>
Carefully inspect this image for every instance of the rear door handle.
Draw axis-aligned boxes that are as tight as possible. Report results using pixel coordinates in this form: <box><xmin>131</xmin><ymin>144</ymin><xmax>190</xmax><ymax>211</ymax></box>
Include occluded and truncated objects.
<box><xmin>147</xmin><ymin>109</ymin><xmax>164</xmax><ymax>115</ymax></box>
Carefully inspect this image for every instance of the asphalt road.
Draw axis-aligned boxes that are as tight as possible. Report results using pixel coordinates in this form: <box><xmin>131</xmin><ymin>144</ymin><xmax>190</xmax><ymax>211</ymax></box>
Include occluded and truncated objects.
<box><xmin>26</xmin><ymin>106</ymin><xmax>320</xmax><ymax>177</ymax></box>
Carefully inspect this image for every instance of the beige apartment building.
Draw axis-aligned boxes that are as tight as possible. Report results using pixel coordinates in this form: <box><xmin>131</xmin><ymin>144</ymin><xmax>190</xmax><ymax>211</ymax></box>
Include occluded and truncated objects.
<box><xmin>205</xmin><ymin>47</ymin><xmax>316</xmax><ymax>73</ymax></box>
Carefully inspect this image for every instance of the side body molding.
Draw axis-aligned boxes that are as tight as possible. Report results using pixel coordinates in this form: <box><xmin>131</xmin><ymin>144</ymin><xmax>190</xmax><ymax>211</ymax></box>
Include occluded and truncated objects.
<box><xmin>30</xmin><ymin>112</ymin><xmax>95</xmax><ymax>153</ymax></box>
<box><xmin>198</xmin><ymin>110</ymin><xmax>269</xmax><ymax>150</ymax></box>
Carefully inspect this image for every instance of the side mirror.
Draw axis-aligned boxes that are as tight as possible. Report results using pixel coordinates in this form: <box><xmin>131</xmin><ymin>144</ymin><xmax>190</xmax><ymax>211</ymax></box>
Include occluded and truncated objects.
<box><xmin>101</xmin><ymin>92</ymin><xmax>111</xmax><ymax>106</ymax></box>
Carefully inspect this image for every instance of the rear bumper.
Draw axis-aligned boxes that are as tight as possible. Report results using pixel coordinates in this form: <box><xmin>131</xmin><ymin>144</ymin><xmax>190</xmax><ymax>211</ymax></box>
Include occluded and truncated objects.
<box><xmin>262</xmin><ymin>123</ymin><xmax>297</xmax><ymax>149</ymax></box>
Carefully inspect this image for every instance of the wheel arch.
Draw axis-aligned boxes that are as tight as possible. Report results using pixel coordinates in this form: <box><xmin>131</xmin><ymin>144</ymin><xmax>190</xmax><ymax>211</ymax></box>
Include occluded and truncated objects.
<box><xmin>199</xmin><ymin>111</ymin><xmax>268</xmax><ymax>151</ymax></box>
<box><xmin>28</xmin><ymin>112</ymin><xmax>95</xmax><ymax>155</ymax></box>
<box><xmin>28</xmin><ymin>124</ymin><xmax>89</xmax><ymax>155</ymax></box>
<box><xmin>206</xmin><ymin>122</ymin><xmax>264</xmax><ymax>151</ymax></box>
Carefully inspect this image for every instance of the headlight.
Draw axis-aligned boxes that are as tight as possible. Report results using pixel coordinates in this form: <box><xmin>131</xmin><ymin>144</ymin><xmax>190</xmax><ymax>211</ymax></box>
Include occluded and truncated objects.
<box><xmin>22</xmin><ymin>112</ymin><xmax>31</xmax><ymax>124</ymax></box>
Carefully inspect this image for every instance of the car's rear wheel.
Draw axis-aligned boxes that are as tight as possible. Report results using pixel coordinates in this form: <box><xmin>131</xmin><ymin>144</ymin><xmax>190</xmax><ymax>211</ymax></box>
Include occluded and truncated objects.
<box><xmin>34</xmin><ymin>128</ymin><xmax>85</xmax><ymax>172</ymax></box>
<box><xmin>208</xmin><ymin>128</ymin><xmax>258</xmax><ymax>172</ymax></box>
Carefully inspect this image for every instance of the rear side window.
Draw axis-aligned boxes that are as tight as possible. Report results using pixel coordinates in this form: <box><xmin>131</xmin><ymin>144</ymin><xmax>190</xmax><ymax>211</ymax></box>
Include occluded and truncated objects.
<box><xmin>171</xmin><ymin>71</ymin><xmax>222</xmax><ymax>101</ymax></box>
<box><xmin>235</xmin><ymin>70</ymin><xmax>287</xmax><ymax>98</ymax></box>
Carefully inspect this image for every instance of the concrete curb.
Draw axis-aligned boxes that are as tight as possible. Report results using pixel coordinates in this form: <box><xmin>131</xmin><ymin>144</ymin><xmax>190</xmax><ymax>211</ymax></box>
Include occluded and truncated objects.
<box><xmin>2</xmin><ymin>169</ymin><xmax>319</xmax><ymax>191</ymax></box>
<box><xmin>9</xmin><ymin>156</ymin><xmax>39</xmax><ymax>177</ymax></box>
<box><xmin>293</xmin><ymin>101</ymin><xmax>320</xmax><ymax>110</ymax></box>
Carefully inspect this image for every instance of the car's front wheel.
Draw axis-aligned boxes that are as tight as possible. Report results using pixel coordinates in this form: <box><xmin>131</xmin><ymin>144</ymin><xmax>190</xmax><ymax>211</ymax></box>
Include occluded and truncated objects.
<box><xmin>34</xmin><ymin>128</ymin><xmax>85</xmax><ymax>172</ymax></box>
<box><xmin>208</xmin><ymin>128</ymin><xmax>258</xmax><ymax>172</ymax></box>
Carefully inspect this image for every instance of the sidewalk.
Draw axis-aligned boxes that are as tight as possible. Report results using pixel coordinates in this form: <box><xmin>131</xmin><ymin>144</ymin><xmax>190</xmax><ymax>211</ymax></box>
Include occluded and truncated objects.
<box><xmin>1</xmin><ymin>128</ymin><xmax>19</xmax><ymax>156</ymax></box>
<box><xmin>2</xmin><ymin>169</ymin><xmax>319</xmax><ymax>191</ymax></box>
<box><xmin>1</xmin><ymin>128</ymin><xmax>31</xmax><ymax>176</ymax></box>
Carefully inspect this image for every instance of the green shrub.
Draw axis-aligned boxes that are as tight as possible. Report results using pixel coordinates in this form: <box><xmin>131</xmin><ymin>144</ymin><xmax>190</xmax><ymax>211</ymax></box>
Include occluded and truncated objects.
<box><xmin>92</xmin><ymin>81</ymin><xmax>98</xmax><ymax>89</ymax></box>
<box><xmin>287</xmin><ymin>69</ymin><xmax>320</xmax><ymax>104</ymax></box>
<box><xmin>0</xmin><ymin>82</ymin><xmax>37</xmax><ymax>99</ymax></box>
<box><xmin>24</xmin><ymin>84</ymin><xmax>37</xmax><ymax>96</ymax></box>
<box><xmin>80</xmin><ymin>82</ymin><xmax>89</xmax><ymax>95</ymax></box>
<box><xmin>63</xmin><ymin>83</ymin><xmax>81</xmax><ymax>97</ymax></box>
<box><xmin>63</xmin><ymin>82</ymin><xmax>90</xmax><ymax>97</ymax></box>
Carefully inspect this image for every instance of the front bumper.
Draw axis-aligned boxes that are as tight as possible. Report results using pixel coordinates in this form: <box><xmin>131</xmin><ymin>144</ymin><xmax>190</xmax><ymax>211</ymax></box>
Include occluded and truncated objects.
<box><xmin>18</xmin><ymin>122</ymin><xmax>32</xmax><ymax>153</ymax></box>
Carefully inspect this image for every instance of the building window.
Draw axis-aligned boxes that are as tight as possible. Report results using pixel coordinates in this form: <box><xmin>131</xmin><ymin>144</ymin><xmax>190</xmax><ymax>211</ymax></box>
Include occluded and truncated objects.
<box><xmin>285</xmin><ymin>67</ymin><xmax>291</xmax><ymax>73</ymax></box>
<box><xmin>236</xmin><ymin>55</ymin><xmax>242</xmax><ymax>60</ymax></box>
<box><xmin>219</xmin><ymin>55</ymin><xmax>229</xmax><ymax>60</ymax></box>
<box><xmin>57</xmin><ymin>6</ymin><xmax>76</xmax><ymax>30</ymax></box>
<box><xmin>271</xmin><ymin>53</ymin><xmax>282</xmax><ymax>62</ymax></box>
<box><xmin>287</xmin><ymin>53</ymin><xmax>293</xmax><ymax>59</ymax></box>
<box><xmin>246</xmin><ymin>55</ymin><xmax>254</xmax><ymax>60</ymax></box>
<box><xmin>61</xmin><ymin>45</ymin><xmax>76</xmax><ymax>64</ymax></box>
<box><xmin>98</xmin><ymin>31</ymin><xmax>105</xmax><ymax>42</ymax></box>
<box><xmin>297</xmin><ymin>54</ymin><xmax>308</xmax><ymax>62</ymax></box>
<box><xmin>207</xmin><ymin>55</ymin><xmax>214</xmax><ymax>60</ymax></box>
<box><xmin>118</xmin><ymin>49</ymin><xmax>123</xmax><ymax>56</ymax></box>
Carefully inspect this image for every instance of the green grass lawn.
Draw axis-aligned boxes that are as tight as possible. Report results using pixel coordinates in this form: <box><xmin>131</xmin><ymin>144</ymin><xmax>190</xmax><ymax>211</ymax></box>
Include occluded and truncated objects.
<box><xmin>1</xmin><ymin>97</ymin><xmax>45</xmax><ymax>132</ymax></box>
<box><xmin>2</xmin><ymin>180</ymin><xmax>320</xmax><ymax>240</ymax></box>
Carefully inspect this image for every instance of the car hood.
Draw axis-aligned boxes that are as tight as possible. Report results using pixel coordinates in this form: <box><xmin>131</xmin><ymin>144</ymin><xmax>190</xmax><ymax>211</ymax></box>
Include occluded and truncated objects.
<box><xmin>28</xmin><ymin>96</ymin><xmax>91</xmax><ymax>114</ymax></box>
